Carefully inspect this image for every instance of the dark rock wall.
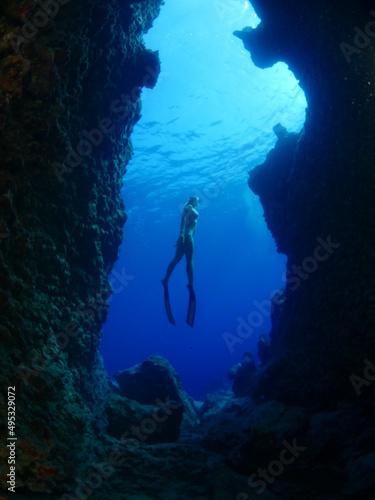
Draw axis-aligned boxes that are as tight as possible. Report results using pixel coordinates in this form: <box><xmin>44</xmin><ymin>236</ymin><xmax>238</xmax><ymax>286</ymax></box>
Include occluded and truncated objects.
<box><xmin>0</xmin><ymin>0</ymin><xmax>162</xmax><ymax>495</ymax></box>
<box><xmin>238</xmin><ymin>0</ymin><xmax>375</xmax><ymax>408</ymax></box>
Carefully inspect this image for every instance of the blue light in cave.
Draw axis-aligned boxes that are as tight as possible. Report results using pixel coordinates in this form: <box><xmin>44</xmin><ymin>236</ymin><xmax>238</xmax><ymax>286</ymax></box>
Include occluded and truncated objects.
<box><xmin>100</xmin><ymin>0</ymin><xmax>307</xmax><ymax>400</ymax></box>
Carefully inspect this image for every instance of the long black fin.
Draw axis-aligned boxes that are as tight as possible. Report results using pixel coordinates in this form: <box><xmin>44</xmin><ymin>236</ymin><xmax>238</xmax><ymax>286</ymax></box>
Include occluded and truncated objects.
<box><xmin>186</xmin><ymin>285</ymin><xmax>196</xmax><ymax>327</ymax></box>
<box><xmin>162</xmin><ymin>280</ymin><xmax>176</xmax><ymax>325</ymax></box>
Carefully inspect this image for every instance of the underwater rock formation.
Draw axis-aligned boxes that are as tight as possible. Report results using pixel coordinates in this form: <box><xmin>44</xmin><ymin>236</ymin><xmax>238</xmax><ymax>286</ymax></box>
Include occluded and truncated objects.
<box><xmin>1</xmin><ymin>0</ymin><xmax>375</xmax><ymax>498</ymax></box>
<box><xmin>0</xmin><ymin>0</ymin><xmax>162</xmax><ymax>495</ymax></box>
<box><xmin>106</xmin><ymin>392</ymin><xmax>184</xmax><ymax>444</ymax></box>
<box><xmin>225</xmin><ymin>2</ymin><xmax>375</xmax><ymax>494</ymax></box>
<box><xmin>227</xmin><ymin>352</ymin><xmax>256</xmax><ymax>397</ymax></box>
<box><xmin>200</xmin><ymin>391</ymin><xmax>375</xmax><ymax>498</ymax></box>
<box><xmin>257</xmin><ymin>333</ymin><xmax>271</xmax><ymax>365</ymax></box>
<box><xmin>113</xmin><ymin>354</ymin><xmax>198</xmax><ymax>426</ymax></box>
<box><xmin>237</xmin><ymin>0</ymin><xmax>375</xmax><ymax>409</ymax></box>
<box><xmin>201</xmin><ymin>397</ymin><xmax>309</xmax><ymax>472</ymax></box>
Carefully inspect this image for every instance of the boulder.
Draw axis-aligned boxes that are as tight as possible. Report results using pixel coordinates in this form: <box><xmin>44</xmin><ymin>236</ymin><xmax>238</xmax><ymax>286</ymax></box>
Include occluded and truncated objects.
<box><xmin>106</xmin><ymin>392</ymin><xmax>183</xmax><ymax>444</ymax></box>
<box><xmin>114</xmin><ymin>354</ymin><xmax>198</xmax><ymax>425</ymax></box>
<box><xmin>199</xmin><ymin>390</ymin><xmax>233</xmax><ymax>422</ymax></box>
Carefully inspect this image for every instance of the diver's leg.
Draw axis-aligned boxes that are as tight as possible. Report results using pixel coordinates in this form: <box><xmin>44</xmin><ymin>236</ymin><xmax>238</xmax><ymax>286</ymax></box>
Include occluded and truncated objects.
<box><xmin>163</xmin><ymin>242</ymin><xmax>184</xmax><ymax>284</ymax></box>
<box><xmin>185</xmin><ymin>236</ymin><xmax>196</xmax><ymax>327</ymax></box>
<box><xmin>185</xmin><ymin>236</ymin><xmax>194</xmax><ymax>287</ymax></box>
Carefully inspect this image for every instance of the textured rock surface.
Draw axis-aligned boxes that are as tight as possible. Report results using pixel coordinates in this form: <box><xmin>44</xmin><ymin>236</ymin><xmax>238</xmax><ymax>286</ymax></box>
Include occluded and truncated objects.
<box><xmin>228</xmin><ymin>352</ymin><xmax>256</xmax><ymax>397</ymax></box>
<box><xmin>114</xmin><ymin>354</ymin><xmax>198</xmax><ymax>425</ymax></box>
<box><xmin>0</xmin><ymin>0</ymin><xmax>162</xmax><ymax>495</ymax></box>
<box><xmin>1</xmin><ymin>0</ymin><xmax>375</xmax><ymax>498</ymax></box>
<box><xmin>106</xmin><ymin>391</ymin><xmax>184</xmax><ymax>444</ymax></box>
<box><xmin>237</xmin><ymin>0</ymin><xmax>375</xmax><ymax>409</ymax></box>
<box><xmin>200</xmin><ymin>393</ymin><xmax>375</xmax><ymax>498</ymax></box>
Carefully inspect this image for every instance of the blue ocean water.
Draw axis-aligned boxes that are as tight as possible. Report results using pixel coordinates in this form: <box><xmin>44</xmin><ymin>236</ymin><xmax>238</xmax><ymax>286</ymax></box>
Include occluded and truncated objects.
<box><xmin>100</xmin><ymin>0</ymin><xmax>306</xmax><ymax>400</ymax></box>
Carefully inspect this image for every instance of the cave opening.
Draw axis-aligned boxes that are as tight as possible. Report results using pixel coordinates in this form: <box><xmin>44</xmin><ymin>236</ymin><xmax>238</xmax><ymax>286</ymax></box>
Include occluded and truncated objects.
<box><xmin>100</xmin><ymin>0</ymin><xmax>306</xmax><ymax>400</ymax></box>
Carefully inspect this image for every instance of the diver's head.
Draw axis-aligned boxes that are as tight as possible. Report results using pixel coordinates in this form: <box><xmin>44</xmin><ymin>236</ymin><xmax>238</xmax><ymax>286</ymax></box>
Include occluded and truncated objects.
<box><xmin>187</xmin><ymin>196</ymin><xmax>200</xmax><ymax>207</ymax></box>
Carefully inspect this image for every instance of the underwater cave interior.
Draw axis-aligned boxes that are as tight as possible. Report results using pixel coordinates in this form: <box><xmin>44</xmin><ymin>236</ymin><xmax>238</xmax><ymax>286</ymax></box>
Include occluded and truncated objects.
<box><xmin>0</xmin><ymin>0</ymin><xmax>374</xmax><ymax>498</ymax></box>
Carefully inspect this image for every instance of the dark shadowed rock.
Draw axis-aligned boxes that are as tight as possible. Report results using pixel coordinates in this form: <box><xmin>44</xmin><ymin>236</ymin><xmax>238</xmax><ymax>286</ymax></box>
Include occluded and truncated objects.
<box><xmin>257</xmin><ymin>333</ymin><xmax>272</xmax><ymax>365</ymax></box>
<box><xmin>199</xmin><ymin>390</ymin><xmax>233</xmax><ymax>422</ymax></box>
<box><xmin>228</xmin><ymin>352</ymin><xmax>256</xmax><ymax>397</ymax></box>
<box><xmin>106</xmin><ymin>392</ymin><xmax>183</xmax><ymax>444</ymax></box>
<box><xmin>346</xmin><ymin>452</ymin><xmax>375</xmax><ymax>497</ymax></box>
<box><xmin>0</xmin><ymin>0</ymin><xmax>164</xmax><ymax>494</ymax></box>
<box><xmin>114</xmin><ymin>354</ymin><xmax>198</xmax><ymax>425</ymax></box>
<box><xmin>201</xmin><ymin>396</ymin><xmax>309</xmax><ymax>473</ymax></box>
<box><xmin>241</xmin><ymin>0</ymin><xmax>375</xmax><ymax>411</ymax></box>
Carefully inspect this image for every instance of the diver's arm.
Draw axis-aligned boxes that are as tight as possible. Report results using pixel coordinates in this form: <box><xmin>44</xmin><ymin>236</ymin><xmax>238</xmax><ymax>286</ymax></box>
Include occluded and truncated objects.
<box><xmin>191</xmin><ymin>207</ymin><xmax>199</xmax><ymax>221</ymax></box>
<box><xmin>189</xmin><ymin>206</ymin><xmax>198</xmax><ymax>236</ymax></box>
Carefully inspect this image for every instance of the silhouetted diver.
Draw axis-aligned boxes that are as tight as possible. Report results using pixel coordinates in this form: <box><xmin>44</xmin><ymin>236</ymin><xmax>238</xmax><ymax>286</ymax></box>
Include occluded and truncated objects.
<box><xmin>162</xmin><ymin>196</ymin><xmax>199</xmax><ymax>327</ymax></box>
